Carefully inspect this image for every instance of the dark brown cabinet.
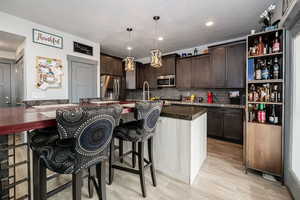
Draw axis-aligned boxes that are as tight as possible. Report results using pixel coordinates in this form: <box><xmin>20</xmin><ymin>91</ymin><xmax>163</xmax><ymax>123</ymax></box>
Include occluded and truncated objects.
<box><xmin>135</xmin><ymin>63</ymin><xmax>157</xmax><ymax>89</ymax></box>
<box><xmin>223</xmin><ymin>109</ymin><xmax>243</xmax><ymax>142</ymax></box>
<box><xmin>191</xmin><ymin>55</ymin><xmax>211</xmax><ymax>88</ymax></box>
<box><xmin>207</xmin><ymin>107</ymin><xmax>243</xmax><ymax>144</ymax></box>
<box><xmin>135</xmin><ymin>62</ymin><xmax>144</xmax><ymax>89</ymax></box>
<box><xmin>176</xmin><ymin>58</ymin><xmax>192</xmax><ymax>88</ymax></box>
<box><xmin>209</xmin><ymin>41</ymin><xmax>246</xmax><ymax>88</ymax></box>
<box><xmin>143</xmin><ymin>64</ymin><xmax>157</xmax><ymax>89</ymax></box>
<box><xmin>207</xmin><ymin>108</ymin><xmax>223</xmax><ymax>137</ymax></box>
<box><xmin>210</xmin><ymin>47</ymin><xmax>226</xmax><ymax>88</ymax></box>
<box><xmin>100</xmin><ymin>54</ymin><xmax>123</xmax><ymax>76</ymax></box>
<box><xmin>156</xmin><ymin>54</ymin><xmax>177</xmax><ymax>76</ymax></box>
<box><xmin>226</xmin><ymin>43</ymin><xmax>246</xmax><ymax>88</ymax></box>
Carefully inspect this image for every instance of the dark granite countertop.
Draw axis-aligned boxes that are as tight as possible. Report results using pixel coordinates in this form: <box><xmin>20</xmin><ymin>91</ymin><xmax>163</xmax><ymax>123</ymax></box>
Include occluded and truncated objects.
<box><xmin>165</xmin><ymin>101</ymin><xmax>245</xmax><ymax>109</ymax></box>
<box><xmin>161</xmin><ymin>105</ymin><xmax>207</xmax><ymax>121</ymax></box>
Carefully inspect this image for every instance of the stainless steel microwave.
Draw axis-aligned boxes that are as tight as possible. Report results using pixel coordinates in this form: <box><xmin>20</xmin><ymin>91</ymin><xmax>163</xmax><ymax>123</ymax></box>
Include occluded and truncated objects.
<box><xmin>157</xmin><ymin>75</ymin><xmax>176</xmax><ymax>88</ymax></box>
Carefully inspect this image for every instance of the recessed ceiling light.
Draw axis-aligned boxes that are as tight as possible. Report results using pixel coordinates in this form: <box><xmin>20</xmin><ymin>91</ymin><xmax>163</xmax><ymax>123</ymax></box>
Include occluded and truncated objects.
<box><xmin>127</xmin><ymin>46</ymin><xmax>132</xmax><ymax>50</ymax></box>
<box><xmin>205</xmin><ymin>21</ymin><xmax>214</xmax><ymax>27</ymax></box>
<box><xmin>158</xmin><ymin>36</ymin><xmax>164</xmax><ymax>41</ymax></box>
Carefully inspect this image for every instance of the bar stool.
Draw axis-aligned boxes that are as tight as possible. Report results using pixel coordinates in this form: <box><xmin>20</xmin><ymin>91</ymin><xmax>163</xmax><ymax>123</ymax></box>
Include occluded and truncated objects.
<box><xmin>108</xmin><ymin>101</ymin><xmax>163</xmax><ymax>198</ymax></box>
<box><xmin>30</xmin><ymin>105</ymin><xmax>122</xmax><ymax>200</ymax></box>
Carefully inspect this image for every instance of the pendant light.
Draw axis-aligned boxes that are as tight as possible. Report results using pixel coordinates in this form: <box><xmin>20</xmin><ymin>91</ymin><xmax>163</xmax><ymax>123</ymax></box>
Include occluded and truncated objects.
<box><xmin>150</xmin><ymin>16</ymin><xmax>162</xmax><ymax>68</ymax></box>
<box><xmin>124</xmin><ymin>27</ymin><xmax>135</xmax><ymax>72</ymax></box>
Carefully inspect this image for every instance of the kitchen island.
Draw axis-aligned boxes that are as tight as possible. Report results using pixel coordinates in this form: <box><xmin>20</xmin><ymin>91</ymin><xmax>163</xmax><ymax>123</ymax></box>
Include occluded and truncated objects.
<box><xmin>154</xmin><ymin>105</ymin><xmax>207</xmax><ymax>184</ymax></box>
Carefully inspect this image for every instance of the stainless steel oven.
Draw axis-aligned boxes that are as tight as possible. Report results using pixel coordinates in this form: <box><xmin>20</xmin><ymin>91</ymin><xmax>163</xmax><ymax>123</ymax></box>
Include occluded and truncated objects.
<box><xmin>157</xmin><ymin>75</ymin><xmax>176</xmax><ymax>88</ymax></box>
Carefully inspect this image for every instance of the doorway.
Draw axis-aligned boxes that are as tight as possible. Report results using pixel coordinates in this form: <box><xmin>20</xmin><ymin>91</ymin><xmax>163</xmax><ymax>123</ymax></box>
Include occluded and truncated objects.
<box><xmin>67</xmin><ymin>55</ymin><xmax>98</xmax><ymax>103</ymax></box>
<box><xmin>0</xmin><ymin>31</ymin><xmax>25</xmax><ymax>106</ymax></box>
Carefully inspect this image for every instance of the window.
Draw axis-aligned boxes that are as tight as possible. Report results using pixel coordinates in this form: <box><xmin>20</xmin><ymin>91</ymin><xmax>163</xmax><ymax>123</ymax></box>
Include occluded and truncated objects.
<box><xmin>292</xmin><ymin>32</ymin><xmax>300</xmax><ymax>179</ymax></box>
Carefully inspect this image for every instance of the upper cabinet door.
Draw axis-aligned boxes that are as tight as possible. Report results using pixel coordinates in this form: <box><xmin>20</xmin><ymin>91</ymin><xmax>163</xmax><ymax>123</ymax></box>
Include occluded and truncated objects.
<box><xmin>226</xmin><ymin>43</ymin><xmax>246</xmax><ymax>88</ymax></box>
<box><xmin>135</xmin><ymin>62</ymin><xmax>144</xmax><ymax>89</ymax></box>
<box><xmin>100</xmin><ymin>54</ymin><xmax>110</xmax><ymax>75</ymax></box>
<box><xmin>210</xmin><ymin>47</ymin><xmax>226</xmax><ymax>88</ymax></box>
<box><xmin>176</xmin><ymin>58</ymin><xmax>192</xmax><ymax>88</ymax></box>
<box><xmin>157</xmin><ymin>55</ymin><xmax>177</xmax><ymax>76</ymax></box>
<box><xmin>100</xmin><ymin>54</ymin><xmax>123</xmax><ymax>76</ymax></box>
<box><xmin>191</xmin><ymin>55</ymin><xmax>211</xmax><ymax>88</ymax></box>
<box><xmin>143</xmin><ymin>64</ymin><xmax>157</xmax><ymax>89</ymax></box>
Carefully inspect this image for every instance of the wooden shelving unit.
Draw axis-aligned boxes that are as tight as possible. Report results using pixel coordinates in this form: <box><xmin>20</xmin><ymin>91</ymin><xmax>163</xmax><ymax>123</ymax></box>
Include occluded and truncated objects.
<box><xmin>248</xmin><ymin>79</ymin><xmax>283</xmax><ymax>84</ymax></box>
<box><xmin>248</xmin><ymin>52</ymin><xmax>283</xmax><ymax>59</ymax></box>
<box><xmin>245</xmin><ymin>28</ymin><xmax>285</xmax><ymax>180</ymax></box>
<box><xmin>248</xmin><ymin>101</ymin><xmax>283</xmax><ymax>105</ymax></box>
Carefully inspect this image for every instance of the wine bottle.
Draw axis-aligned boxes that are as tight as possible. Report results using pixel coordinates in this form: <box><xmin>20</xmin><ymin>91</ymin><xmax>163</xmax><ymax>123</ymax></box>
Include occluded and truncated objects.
<box><xmin>273</xmin><ymin>57</ymin><xmax>280</xmax><ymax>79</ymax></box>
<box><xmin>269</xmin><ymin>105</ymin><xmax>278</xmax><ymax>124</ymax></box>
<box><xmin>273</xmin><ymin>32</ymin><xmax>280</xmax><ymax>53</ymax></box>
<box><xmin>261</xmin><ymin>60</ymin><xmax>269</xmax><ymax>80</ymax></box>
<box><xmin>255</xmin><ymin>60</ymin><xmax>262</xmax><ymax>80</ymax></box>
<box><xmin>258</xmin><ymin>36</ymin><xmax>265</xmax><ymax>55</ymax></box>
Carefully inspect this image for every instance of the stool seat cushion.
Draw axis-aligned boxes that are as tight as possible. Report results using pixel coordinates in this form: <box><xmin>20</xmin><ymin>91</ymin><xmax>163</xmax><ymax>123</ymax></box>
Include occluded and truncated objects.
<box><xmin>114</xmin><ymin>120</ymin><xmax>155</xmax><ymax>142</ymax></box>
<box><xmin>30</xmin><ymin>127</ymin><xmax>59</xmax><ymax>151</ymax></box>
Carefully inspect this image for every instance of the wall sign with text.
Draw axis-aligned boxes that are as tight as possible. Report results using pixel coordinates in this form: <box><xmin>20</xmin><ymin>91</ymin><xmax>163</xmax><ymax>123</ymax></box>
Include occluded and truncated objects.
<box><xmin>33</xmin><ymin>29</ymin><xmax>63</xmax><ymax>49</ymax></box>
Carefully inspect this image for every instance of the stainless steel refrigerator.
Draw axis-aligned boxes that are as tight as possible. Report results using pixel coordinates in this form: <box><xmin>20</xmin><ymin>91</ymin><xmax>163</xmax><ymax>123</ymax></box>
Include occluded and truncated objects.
<box><xmin>100</xmin><ymin>75</ymin><xmax>121</xmax><ymax>100</ymax></box>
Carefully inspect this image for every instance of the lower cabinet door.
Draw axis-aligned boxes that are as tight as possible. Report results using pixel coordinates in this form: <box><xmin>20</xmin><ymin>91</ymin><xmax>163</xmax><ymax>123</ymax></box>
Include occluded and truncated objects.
<box><xmin>207</xmin><ymin>110</ymin><xmax>223</xmax><ymax>138</ymax></box>
<box><xmin>223</xmin><ymin>110</ymin><xmax>243</xmax><ymax>143</ymax></box>
<box><xmin>246</xmin><ymin>122</ymin><xmax>282</xmax><ymax>175</ymax></box>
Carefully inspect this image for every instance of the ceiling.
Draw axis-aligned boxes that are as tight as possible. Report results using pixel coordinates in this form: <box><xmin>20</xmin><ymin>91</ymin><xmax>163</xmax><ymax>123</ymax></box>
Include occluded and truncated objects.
<box><xmin>0</xmin><ymin>0</ymin><xmax>279</xmax><ymax>58</ymax></box>
<box><xmin>0</xmin><ymin>31</ymin><xmax>25</xmax><ymax>52</ymax></box>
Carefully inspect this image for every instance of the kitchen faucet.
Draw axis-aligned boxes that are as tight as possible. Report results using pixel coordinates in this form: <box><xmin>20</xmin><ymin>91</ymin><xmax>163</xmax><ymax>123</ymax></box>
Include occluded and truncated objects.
<box><xmin>143</xmin><ymin>81</ymin><xmax>150</xmax><ymax>100</ymax></box>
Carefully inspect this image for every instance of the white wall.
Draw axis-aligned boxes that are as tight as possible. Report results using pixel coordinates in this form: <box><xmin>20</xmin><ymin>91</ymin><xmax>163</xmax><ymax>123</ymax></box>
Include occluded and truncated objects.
<box><xmin>0</xmin><ymin>50</ymin><xmax>15</xmax><ymax>59</ymax></box>
<box><xmin>0</xmin><ymin>11</ymin><xmax>100</xmax><ymax>100</ymax></box>
<box><xmin>292</xmin><ymin>32</ymin><xmax>300</xmax><ymax>179</ymax></box>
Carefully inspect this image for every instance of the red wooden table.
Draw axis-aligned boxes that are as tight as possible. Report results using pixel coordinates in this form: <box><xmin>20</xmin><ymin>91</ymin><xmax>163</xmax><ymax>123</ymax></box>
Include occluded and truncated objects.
<box><xmin>0</xmin><ymin>103</ymin><xmax>134</xmax><ymax>136</ymax></box>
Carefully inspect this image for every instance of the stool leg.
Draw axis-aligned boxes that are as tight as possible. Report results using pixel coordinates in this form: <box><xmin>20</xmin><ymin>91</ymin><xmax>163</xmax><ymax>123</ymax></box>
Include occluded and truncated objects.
<box><xmin>40</xmin><ymin>161</ymin><xmax>47</xmax><ymax>200</ymax></box>
<box><xmin>109</xmin><ymin>138</ymin><xmax>115</xmax><ymax>185</ymax></box>
<box><xmin>33</xmin><ymin>152</ymin><xmax>41</xmax><ymax>200</ymax></box>
<box><xmin>132</xmin><ymin>142</ymin><xmax>136</xmax><ymax>168</ymax></box>
<box><xmin>96</xmin><ymin>161</ymin><xmax>107</xmax><ymax>200</ymax></box>
<box><xmin>88</xmin><ymin>167</ymin><xmax>95</xmax><ymax>198</ymax></box>
<box><xmin>148</xmin><ymin>137</ymin><xmax>157</xmax><ymax>187</ymax></box>
<box><xmin>119</xmin><ymin>139</ymin><xmax>124</xmax><ymax>163</ymax></box>
<box><xmin>72</xmin><ymin>171</ymin><xmax>82</xmax><ymax>200</ymax></box>
<box><xmin>138</xmin><ymin>142</ymin><xmax>146</xmax><ymax>197</ymax></box>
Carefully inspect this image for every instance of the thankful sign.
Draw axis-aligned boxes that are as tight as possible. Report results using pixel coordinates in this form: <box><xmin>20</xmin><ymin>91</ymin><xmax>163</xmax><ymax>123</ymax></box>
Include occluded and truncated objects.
<box><xmin>33</xmin><ymin>29</ymin><xmax>63</xmax><ymax>49</ymax></box>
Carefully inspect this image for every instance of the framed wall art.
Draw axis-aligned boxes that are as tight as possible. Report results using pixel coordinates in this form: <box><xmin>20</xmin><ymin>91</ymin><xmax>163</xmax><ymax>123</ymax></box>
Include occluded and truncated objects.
<box><xmin>36</xmin><ymin>56</ymin><xmax>63</xmax><ymax>90</ymax></box>
<box><xmin>33</xmin><ymin>29</ymin><xmax>63</xmax><ymax>49</ymax></box>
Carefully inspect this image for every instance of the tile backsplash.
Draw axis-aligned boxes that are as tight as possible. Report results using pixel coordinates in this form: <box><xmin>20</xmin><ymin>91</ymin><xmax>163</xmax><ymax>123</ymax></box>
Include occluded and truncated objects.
<box><xmin>126</xmin><ymin>88</ymin><xmax>245</xmax><ymax>104</ymax></box>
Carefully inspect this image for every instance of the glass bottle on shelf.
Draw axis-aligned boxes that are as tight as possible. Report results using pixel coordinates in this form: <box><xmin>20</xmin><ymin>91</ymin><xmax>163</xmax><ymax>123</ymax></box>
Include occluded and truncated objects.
<box><xmin>271</xmin><ymin>84</ymin><xmax>281</xmax><ymax>102</ymax></box>
<box><xmin>273</xmin><ymin>57</ymin><xmax>280</xmax><ymax>79</ymax></box>
<box><xmin>269</xmin><ymin>104</ymin><xmax>279</xmax><ymax>124</ymax></box>
<box><xmin>273</xmin><ymin>31</ymin><xmax>280</xmax><ymax>53</ymax></box>
<box><xmin>267</xmin><ymin>59</ymin><xmax>273</xmax><ymax>79</ymax></box>
<box><xmin>258</xmin><ymin>36</ymin><xmax>265</xmax><ymax>55</ymax></box>
<box><xmin>261</xmin><ymin>60</ymin><xmax>270</xmax><ymax>80</ymax></box>
<box><xmin>255</xmin><ymin>60</ymin><xmax>262</xmax><ymax>80</ymax></box>
<box><xmin>249</xmin><ymin>84</ymin><xmax>256</xmax><ymax>101</ymax></box>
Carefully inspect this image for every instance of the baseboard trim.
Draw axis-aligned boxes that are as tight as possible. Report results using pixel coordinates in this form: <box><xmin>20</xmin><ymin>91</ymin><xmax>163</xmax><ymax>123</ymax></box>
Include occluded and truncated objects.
<box><xmin>285</xmin><ymin>168</ymin><xmax>300</xmax><ymax>200</ymax></box>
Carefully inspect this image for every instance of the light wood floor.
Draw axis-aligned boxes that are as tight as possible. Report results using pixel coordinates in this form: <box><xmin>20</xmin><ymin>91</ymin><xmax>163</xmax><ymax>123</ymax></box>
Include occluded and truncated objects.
<box><xmin>45</xmin><ymin>138</ymin><xmax>292</xmax><ymax>200</ymax></box>
<box><xmin>10</xmin><ymin>136</ymin><xmax>292</xmax><ymax>200</ymax></box>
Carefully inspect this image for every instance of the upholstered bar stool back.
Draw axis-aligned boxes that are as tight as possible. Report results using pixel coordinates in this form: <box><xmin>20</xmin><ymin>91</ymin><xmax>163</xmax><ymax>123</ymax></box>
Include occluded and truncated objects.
<box><xmin>109</xmin><ymin>101</ymin><xmax>163</xmax><ymax>198</ymax></box>
<box><xmin>30</xmin><ymin>105</ymin><xmax>122</xmax><ymax>200</ymax></box>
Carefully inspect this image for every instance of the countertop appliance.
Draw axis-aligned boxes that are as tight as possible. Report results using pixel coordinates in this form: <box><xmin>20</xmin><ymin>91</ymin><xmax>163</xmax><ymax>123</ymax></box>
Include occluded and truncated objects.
<box><xmin>101</xmin><ymin>75</ymin><xmax>120</xmax><ymax>100</ymax></box>
<box><xmin>207</xmin><ymin>91</ymin><xmax>213</xmax><ymax>104</ymax></box>
<box><xmin>157</xmin><ymin>75</ymin><xmax>176</xmax><ymax>88</ymax></box>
